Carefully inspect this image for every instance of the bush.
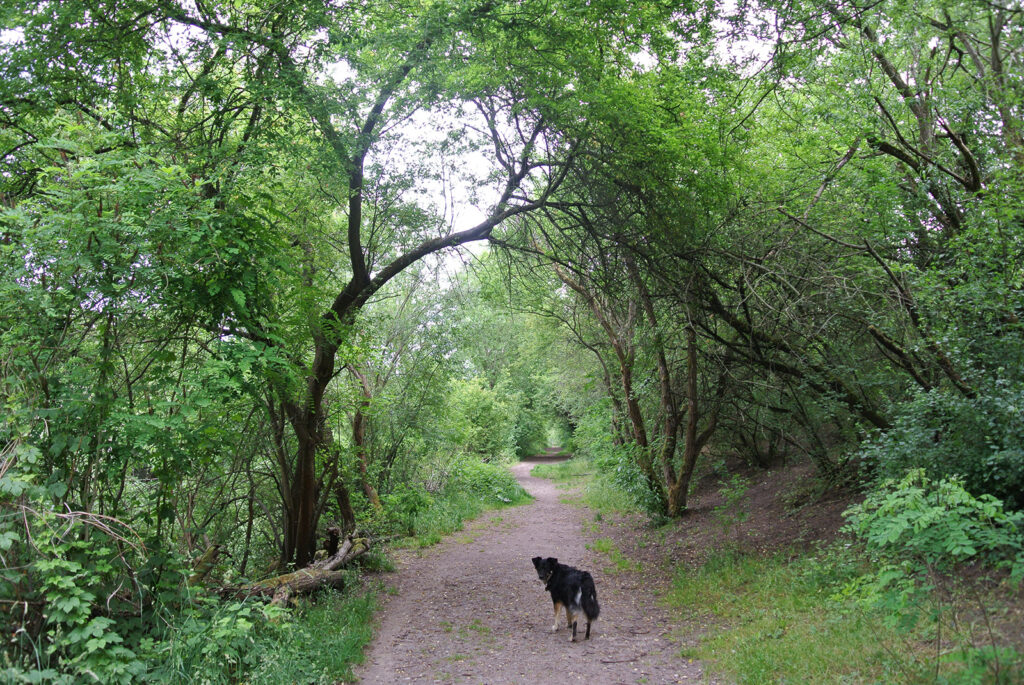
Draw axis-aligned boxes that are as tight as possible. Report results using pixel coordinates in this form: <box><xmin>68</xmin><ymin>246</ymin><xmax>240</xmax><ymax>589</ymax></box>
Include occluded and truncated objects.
<box><xmin>837</xmin><ymin>472</ymin><xmax>1024</xmax><ymax>681</ymax></box>
<box><xmin>862</xmin><ymin>384</ymin><xmax>1024</xmax><ymax>509</ymax></box>
<box><xmin>843</xmin><ymin>469</ymin><xmax>1024</xmax><ymax>575</ymax></box>
<box><xmin>443</xmin><ymin>379</ymin><xmax>518</xmax><ymax>461</ymax></box>
<box><xmin>445</xmin><ymin>457</ymin><xmax>529</xmax><ymax>505</ymax></box>
<box><xmin>571</xmin><ymin>402</ymin><xmax>663</xmax><ymax>515</ymax></box>
<box><xmin>373</xmin><ymin>456</ymin><xmax>529</xmax><ymax>544</ymax></box>
<box><xmin>0</xmin><ymin>442</ymin><xmax>286</xmax><ymax>684</ymax></box>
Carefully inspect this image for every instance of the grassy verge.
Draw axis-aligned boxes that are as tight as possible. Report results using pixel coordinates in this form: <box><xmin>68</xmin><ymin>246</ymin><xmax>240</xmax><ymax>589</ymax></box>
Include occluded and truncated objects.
<box><xmin>586</xmin><ymin>537</ymin><xmax>642</xmax><ymax>574</ymax></box>
<box><xmin>395</xmin><ymin>487</ymin><xmax>532</xmax><ymax>549</ymax></box>
<box><xmin>387</xmin><ymin>459</ymin><xmax>533</xmax><ymax>548</ymax></box>
<box><xmin>247</xmin><ymin>579</ymin><xmax>378</xmax><ymax>684</ymax></box>
<box><xmin>531</xmin><ymin>457</ymin><xmax>638</xmax><ymax>516</ymax></box>
<box><xmin>667</xmin><ymin>547</ymin><xmax>1024</xmax><ymax>684</ymax></box>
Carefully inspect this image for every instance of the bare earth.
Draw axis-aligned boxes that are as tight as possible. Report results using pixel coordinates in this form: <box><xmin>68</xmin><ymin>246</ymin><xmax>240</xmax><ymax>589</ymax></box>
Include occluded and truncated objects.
<box><xmin>355</xmin><ymin>459</ymin><xmax>708</xmax><ymax>684</ymax></box>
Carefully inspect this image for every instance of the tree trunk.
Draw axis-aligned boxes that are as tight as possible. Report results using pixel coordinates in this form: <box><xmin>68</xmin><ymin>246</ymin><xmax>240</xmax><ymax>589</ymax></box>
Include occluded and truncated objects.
<box><xmin>667</xmin><ymin>327</ymin><xmax>721</xmax><ymax>516</ymax></box>
<box><xmin>349</xmin><ymin>366</ymin><xmax>383</xmax><ymax>510</ymax></box>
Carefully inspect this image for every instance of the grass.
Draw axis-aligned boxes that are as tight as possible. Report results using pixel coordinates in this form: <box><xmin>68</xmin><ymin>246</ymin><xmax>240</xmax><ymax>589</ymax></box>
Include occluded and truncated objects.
<box><xmin>581</xmin><ymin>476</ymin><xmax>638</xmax><ymax>515</ymax></box>
<box><xmin>531</xmin><ymin>457</ymin><xmax>639</xmax><ymax>516</ymax></box>
<box><xmin>394</xmin><ymin>478</ymin><xmax>532</xmax><ymax>550</ymax></box>
<box><xmin>668</xmin><ymin>549</ymin><xmax>913</xmax><ymax>683</ymax></box>
<box><xmin>666</xmin><ymin>547</ymin><xmax>1024</xmax><ymax>684</ymax></box>
<box><xmin>587</xmin><ymin>537</ymin><xmax>641</xmax><ymax>574</ymax></box>
<box><xmin>248</xmin><ymin>581</ymin><xmax>378</xmax><ymax>684</ymax></box>
<box><xmin>530</xmin><ymin>458</ymin><xmax>592</xmax><ymax>481</ymax></box>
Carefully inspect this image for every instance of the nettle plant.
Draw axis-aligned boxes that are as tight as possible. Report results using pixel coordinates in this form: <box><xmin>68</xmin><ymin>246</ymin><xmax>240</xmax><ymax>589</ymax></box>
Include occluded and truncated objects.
<box><xmin>2</xmin><ymin>443</ymin><xmax>146</xmax><ymax>683</ymax></box>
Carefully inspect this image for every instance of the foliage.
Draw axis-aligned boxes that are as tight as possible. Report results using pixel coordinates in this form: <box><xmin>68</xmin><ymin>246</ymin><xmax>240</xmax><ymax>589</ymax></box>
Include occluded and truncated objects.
<box><xmin>669</xmin><ymin>546</ymin><xmax>1024</xmax><ymax>684</ymax></box>
<box><xmin>843</xmin><ymin>469</ymin><xmax>1024</xmax><ymax>576</ymax></box>
<box><xmin>2</xmin><ymin>0</ymin><xmax>1023</xmax><ymax>675</ymax></box>
<box><xmin>442</xmin><ymin>378</ymin><xmax>519</xmax><ymax>461</ymax></box>
<box><xmin>862</xmin><ymin>386</ymin><xmax>1024</xmax><ymax>510</ymax></box>
<box><xmin>247</xmin><ymin>585</ymin><xmax>376</xmax><ymax>685</ymax></box>
<box><xmin>572</xmin><ymin>403</ymin><xmax>663</xmax><ymax>515</ymax></box>
<box><xmin>374</xmin><ymin>456</ymin><xmax>530</xmax><ymax>547</ymax></box>
<box><xmin>830</xmin><ymin>471</ymin><xmax>1024</xmax><ymax>682</ymax></box>
<box><xmin>445</xmin><ymin>457</ymin><xmax>530</xmax><ymax>505</ymax></box>
<box><xmin>0</xmin><ymin>452</ymin><xmax>279</xmax><ymax>683</ymax></box>
<box><xmin>713</xmin><ymin>472</ymin><xmax>751</xmax><ymax>534</ymax></box>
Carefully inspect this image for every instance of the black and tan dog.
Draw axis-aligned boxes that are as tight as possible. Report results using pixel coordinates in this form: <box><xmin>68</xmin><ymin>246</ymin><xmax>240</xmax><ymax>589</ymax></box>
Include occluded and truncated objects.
<box><xmin>531</xmin><ymin>556</ymin><xmax>600</xmax><ymax>641</ymax></box>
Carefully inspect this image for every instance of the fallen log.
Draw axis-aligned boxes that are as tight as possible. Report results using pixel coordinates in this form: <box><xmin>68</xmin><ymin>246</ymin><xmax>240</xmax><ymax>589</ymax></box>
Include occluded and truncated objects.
<box><xmin>217</xmin><ymin>535</ymin><xmax>370</xmax><ymax>605</ymax></box>
<box><xmin>189</xmin><ymin>544</ymin><xmax>223</xmax><ymax>585</ymax></box>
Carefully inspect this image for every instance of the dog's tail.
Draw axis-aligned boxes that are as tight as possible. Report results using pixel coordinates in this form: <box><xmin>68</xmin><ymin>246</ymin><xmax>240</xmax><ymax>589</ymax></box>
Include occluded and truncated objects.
<box><xmin>581</xmin><ymin>571</ymin><xmax>600</xmax><ymax>621</ymax></box>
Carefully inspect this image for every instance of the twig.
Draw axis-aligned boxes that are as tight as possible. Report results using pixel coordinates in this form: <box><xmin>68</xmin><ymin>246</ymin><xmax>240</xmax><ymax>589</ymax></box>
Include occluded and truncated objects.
<box><xmin>600</xmin><ymin>652</ymin><xmax>647</xmax><ymax>664</ymax></box>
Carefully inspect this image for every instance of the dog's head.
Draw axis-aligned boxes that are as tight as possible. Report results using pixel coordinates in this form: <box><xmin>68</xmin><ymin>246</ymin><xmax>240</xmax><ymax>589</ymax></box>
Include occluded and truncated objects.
<box><xmin>532</xmin><ymin>556</ymin><xmax>557</xmax><ymax>584</ymax></box>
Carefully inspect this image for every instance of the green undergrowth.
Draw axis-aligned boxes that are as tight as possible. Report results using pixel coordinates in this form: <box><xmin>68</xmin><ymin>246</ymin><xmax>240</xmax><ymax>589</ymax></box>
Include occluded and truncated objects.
<box><xmin>530</xmin><ymin>457</ymin><xmax>591</xmax><ymax>481</ymax></box>
<box><xmin>586</xmin><ymin>537</ymin><xmax>641</xmax><ymax>574</ymax></box>
<box><xmin>670</xmin><ymin>548</ymin><xmax>907</xmax><ymax>683</ymax></box>
<box><xmin>248</xmin><ymin>582</ymin><xmax>377</xmax><ymax>684</ymax></box>
<box><xmin>668</xmin><ymin>546</ymin><xmax>1024</xmax><ymax>684</ymax></box>
<box><xmin>390</xmin><ymin>459</ymin><xmax>532</xmax><ymax>549</ymax></box>
<box><xmin>530</xmin><ymin>457</ymin><xmax>638</xmax><ymax>516</ymax></box>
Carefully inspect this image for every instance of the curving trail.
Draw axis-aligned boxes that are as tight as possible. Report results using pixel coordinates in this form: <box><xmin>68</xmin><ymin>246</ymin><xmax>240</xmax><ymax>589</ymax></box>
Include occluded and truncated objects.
<box><xmin>355</xmin><ymin>458</ymin><xmax>707</xmax><ymax>684</ymax></box>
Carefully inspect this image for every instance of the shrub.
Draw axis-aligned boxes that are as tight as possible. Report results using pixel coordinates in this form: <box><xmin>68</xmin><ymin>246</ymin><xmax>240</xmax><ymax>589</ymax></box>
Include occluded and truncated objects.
<box><xmin>837</xmin><ymin>472</ymin><xmax>1024</xmax><ymax>681</ymax></box>
<box><xmin>862</xmin><ymin>384</ymin><xmax>1024</xmax><ymax>509</ymax></box>
<box><xmin>0</xmin><ymin>442</ymin><xmax>283</xmax><ymax>684</ymax></box>
<box><xmin>572</xmin><ymin>402</ymin><xmax>663</xmax><ymax>515</ymax></box>
<box><xmin>445</xmin><ymin>457</ymin><xmax>529</xmax><ymax>505</ymax></box>
<box><xmin>843</xmin><ymin>469</ymin><xmax>1024</xmax><ymax>576</ymax></box>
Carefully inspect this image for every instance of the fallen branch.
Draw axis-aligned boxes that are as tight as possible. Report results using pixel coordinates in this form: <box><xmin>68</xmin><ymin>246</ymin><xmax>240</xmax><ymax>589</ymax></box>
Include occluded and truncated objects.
<box><xmin>217</xmin><ymin>535</ymin><xmax>370</xmax><ymax>605</ymax></box>
<box><xmin>189</xmin><ymin>544</ymin><xmax>223</xmax><ymax>585</ymax></box>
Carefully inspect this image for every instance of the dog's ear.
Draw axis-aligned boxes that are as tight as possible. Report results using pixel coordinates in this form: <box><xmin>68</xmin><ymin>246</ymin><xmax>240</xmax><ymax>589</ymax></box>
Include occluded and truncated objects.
<box><xmin>532</xmin><ymin>556</ymin><xmax>541</xmax><ymax>568</ymax></box>
<box><xmin>549</xmin><ymin>557</ymin><xmax>557</xmax><ymax>565</ymax></box>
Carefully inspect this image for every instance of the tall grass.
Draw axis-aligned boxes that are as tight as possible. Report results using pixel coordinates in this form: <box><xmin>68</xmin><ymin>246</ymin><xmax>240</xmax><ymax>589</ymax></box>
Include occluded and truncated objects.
<box><xmin>248</xmin><ymin>582</ymin><xmax>377</xmax><ymax>684</ymax></box>
<box><xmin>667</xmin><ymin>547</ymin><xmax>1023</xmax><ymax>684</ymax></box>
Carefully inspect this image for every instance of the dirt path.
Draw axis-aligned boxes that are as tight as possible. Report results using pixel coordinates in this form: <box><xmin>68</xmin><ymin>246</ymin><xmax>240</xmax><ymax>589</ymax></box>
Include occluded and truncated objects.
<box><xmin>355</xmin><ymin>459</ymin><xmax>708</xmax><ymax>683</ymax></box>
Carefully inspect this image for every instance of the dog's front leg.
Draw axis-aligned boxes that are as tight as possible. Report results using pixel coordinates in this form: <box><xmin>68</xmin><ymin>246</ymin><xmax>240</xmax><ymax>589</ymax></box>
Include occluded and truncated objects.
<box><xmin>551</xmin><ymin>602</ymin><xmax>561</xmax><ymax>632</ymax></box>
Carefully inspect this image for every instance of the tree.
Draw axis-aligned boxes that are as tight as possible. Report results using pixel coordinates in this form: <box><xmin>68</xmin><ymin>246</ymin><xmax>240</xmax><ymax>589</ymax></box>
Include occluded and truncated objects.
<box><xmin>4</xmin><ymin>0</ymin><xmax>695</xmax><ymax>566</ymax></box>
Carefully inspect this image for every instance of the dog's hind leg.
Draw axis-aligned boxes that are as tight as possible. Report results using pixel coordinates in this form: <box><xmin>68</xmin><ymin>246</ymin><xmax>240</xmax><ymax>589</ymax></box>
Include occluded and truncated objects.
<box><xmin>584</xmin><ymin>619</ymin><xmax>591</xmax><ymax>640</ymax></box>
<box><xmin>551</xmin><ymin>602</ymin><xmax>561</xmax><ymax>632</ymax></box>
<box><xmin>566</xmin><ymin>608</ymin><xmax>577</xmax><ymax>642</ymax></box>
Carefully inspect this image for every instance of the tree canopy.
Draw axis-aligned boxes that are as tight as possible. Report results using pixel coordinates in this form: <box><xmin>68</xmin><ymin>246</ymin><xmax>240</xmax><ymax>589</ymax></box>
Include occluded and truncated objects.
<box><xmin>2</xmin><ymin>0</ymin><xmax>1022</xmax><ymax>680</ymax></box>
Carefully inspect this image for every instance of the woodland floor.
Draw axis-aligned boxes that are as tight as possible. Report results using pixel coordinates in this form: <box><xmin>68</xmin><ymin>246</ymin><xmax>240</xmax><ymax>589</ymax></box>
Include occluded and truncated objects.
<box><xmin>354</xmin><ymin>454</ymin><xmax>852</xmax><ymax>684</ymax></box>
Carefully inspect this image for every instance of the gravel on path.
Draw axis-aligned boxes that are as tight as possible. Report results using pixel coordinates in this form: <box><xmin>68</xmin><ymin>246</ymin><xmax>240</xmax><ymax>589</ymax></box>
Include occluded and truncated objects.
<box><xmin>354</xmin><ymin>460</ymin><xmax>708</xmax><ymax>684</ymax></box>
